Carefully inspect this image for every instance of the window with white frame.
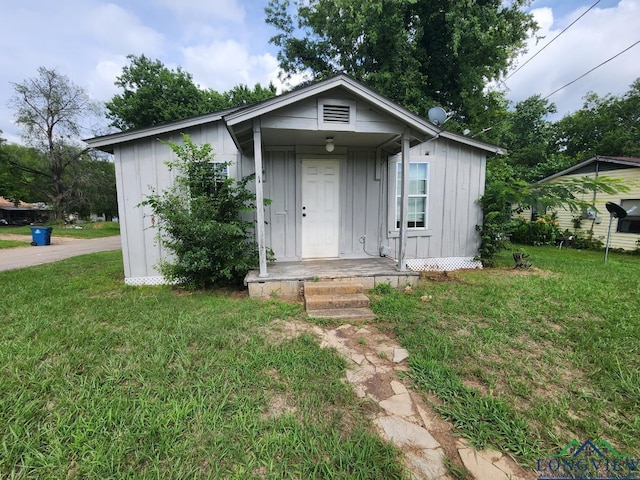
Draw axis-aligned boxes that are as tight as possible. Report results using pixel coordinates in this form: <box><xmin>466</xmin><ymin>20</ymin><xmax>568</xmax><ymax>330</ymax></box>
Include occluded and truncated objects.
<box><xmin>188</xmin><ymin>162</ymin><xmax>229</xmax><ymax>196</ymax></box>
<box><xmin>214</xmin><ymin>162</ymin><xmax>229</xmax><ymax>180</ymax></box>
<box><xmin>396</xmin><ymin>162</ymin><xmax>429</xmax><ymax>229</ymax></box>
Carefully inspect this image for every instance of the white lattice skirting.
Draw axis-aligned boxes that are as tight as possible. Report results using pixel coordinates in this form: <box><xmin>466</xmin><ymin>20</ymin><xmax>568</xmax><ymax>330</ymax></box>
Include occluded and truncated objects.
<box><xmin>124</xmin><ymin>276</ymin><xmax>170</xmax><ymax>286</ymax></box>
<box><xmin>406</xmin><ymin>257</ymin><xmax>482</xmax><ymax>272</ymax></box>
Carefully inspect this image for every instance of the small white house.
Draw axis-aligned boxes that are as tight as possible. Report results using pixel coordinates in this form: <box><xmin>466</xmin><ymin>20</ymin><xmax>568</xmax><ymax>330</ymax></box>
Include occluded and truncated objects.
<box><xmin>86</xmin><ymin>75</ymin><xmax>502</xmax><ymax>289</ymax></box>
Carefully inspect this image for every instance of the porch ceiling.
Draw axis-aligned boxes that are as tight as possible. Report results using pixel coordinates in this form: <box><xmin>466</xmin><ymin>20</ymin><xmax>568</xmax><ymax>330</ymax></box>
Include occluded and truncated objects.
<box><xmin>230</xmin><ymin>124</ymin><xmax>426</xmax><ymax>155</ymax></box>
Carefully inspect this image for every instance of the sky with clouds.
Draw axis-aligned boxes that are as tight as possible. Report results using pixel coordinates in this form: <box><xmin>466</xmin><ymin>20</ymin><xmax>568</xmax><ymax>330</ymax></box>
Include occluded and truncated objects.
<box><xmin>0</xmin><ymin>0</ymin><xmax>638</xmax><ymax>144</ymax></box>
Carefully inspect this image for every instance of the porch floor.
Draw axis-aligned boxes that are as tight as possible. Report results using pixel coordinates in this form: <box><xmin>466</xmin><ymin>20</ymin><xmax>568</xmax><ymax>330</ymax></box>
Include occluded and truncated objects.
<box><xmin>244</xmin><ymin>257</ymin><xmax>419</xmax><ymax>299</ymax></box>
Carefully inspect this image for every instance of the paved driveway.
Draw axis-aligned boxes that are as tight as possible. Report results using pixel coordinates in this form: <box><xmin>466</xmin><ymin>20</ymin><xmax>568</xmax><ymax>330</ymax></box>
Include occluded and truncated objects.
<box><xmin>0</xmin><ymin>235</ymin><xmax>122</xmax><ymax>272</ymax></box>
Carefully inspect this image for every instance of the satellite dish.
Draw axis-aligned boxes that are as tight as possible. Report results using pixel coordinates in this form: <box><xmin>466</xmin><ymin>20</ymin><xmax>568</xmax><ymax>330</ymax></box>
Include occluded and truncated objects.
<box><xmin>604</xmin><ymin>202</ymin><xmax>628</xmax><ymax>263</ymax></box>
<box><xmin>428</xmin><ymin>107</ymin><xmax>448</xmax><ymax>126</ymax></box>
<box><xmin>605</xmin><ymin>201</ymin><xmax>627</xmax><ymax>219</ymax></box>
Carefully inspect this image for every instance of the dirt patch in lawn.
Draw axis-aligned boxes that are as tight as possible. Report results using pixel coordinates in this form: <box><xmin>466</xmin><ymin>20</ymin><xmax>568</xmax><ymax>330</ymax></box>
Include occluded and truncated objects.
<box><xmin>420</xmin><ymin>270</ymin><xmax>469</xmax><ymax>283</ymax></box>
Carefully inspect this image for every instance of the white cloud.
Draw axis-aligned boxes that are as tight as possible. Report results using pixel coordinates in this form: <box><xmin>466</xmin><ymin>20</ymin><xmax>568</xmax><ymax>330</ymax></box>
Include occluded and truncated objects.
<box><xmin>3</xmin><ymin>0</ymin><xmax>633</xmax><ymax>146</ymax></box>
<box><xmin>86</xmin><ymin>57</ymin><xmax>129</xmax><ymax>102</ymax></box>
<box><xmin>83</xmin><ymin>3</ymin><xmax>165</xmax><ymax>56</ymax></box>
<box><xmin>182</xmin><ymin>40</ymin><xmax>279</xmax><ymax>91</ymax></box>
<box><xmin>531</xmin><ymin>7</ymin><xmax>554</xmax><ymax>31</ymax></box>
<box><xmin>156</xmin><ymin>0</ymin><xmax>245</xmax><ymax>22</ymax></box>
<box><xmin>269</xmin><ymin>70</ymin><xmax>311</xmax><ymax>94</ymax></box>
<box><xmin>504</xmin><ymin>0</ymin><xmax>640</xmax><ymax>117</ymax></box>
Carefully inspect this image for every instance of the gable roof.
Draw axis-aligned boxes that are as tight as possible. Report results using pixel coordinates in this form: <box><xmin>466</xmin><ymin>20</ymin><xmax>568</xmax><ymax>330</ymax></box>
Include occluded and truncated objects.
<box><xmin>84</xmin><ymin>107</ymin><xmax>241</xmax><ymax>153</ymax></box>
<box><xmin>85</xmin><ymin>74</ymin><xmax>504</xmax><ymax>155</ymax></box>
<box><xmin>540</xmin><ymin>156</ymin><xmax>640</xmax><ymax>182</ymax></box>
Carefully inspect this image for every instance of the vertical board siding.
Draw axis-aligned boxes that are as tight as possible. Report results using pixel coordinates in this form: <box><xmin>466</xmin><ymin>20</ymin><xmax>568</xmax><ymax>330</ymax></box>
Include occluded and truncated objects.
<box><xmin>114</xmin><ymin>144</ymin><xmax>134</xmax><ymax>278</ymax></box>
<box><xmin>117</xmin><ymin>141</ymin><xmax>158</xmax><ymax>279</ymax></box>
<box><xmin>457</xmin><ymin>145</ymin><xmax>473</xmax><ymax>258</ymax></box>
<box><xmin>115</xmin><ymin>122</ymin><xmax>238</xmax><ymax>280</ymax></box>
<box><xmin>387</xmin><ymin>138</ymin><xmax>485</xmax><ymax>260</ymax></box>
<box><xmin>114</xmin><ymin>112</ymin><xmax>489</xmax><ymax>278</ymax></box>
<box><xmin>261</xmin><ymin>148</ymin><xmax>383</xmax><ymax>260</ymax></box>
<box><xmin>341</xmin><ymin>150</ymin><xmax>381</xmax><ymax>257</ymax></box>
<box><xmin>440</xmin><ymin>141</ymin><xmax>459</xmax><ymax>257</ymax></box>
<box><xmin>264</xmin><ymin>151</ymin><xmax>297</xmax><ymax>260</ymax></box>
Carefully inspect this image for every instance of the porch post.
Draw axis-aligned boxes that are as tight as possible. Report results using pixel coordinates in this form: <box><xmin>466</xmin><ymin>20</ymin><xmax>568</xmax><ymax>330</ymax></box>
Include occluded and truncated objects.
<box><xmin>398</xmin><ymin>129</ymin><xmax>410</xmax><ymax>271</ymax></box>
<box><xmin>253</xmin><ymin>118</ymin><xmax>268</xmax><ymax>277</ymax></box>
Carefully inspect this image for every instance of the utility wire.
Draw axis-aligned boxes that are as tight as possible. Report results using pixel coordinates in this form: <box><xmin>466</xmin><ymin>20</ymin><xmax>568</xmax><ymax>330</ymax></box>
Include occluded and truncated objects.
<box><xmin>503</xmin><ymin>0</ymin><xmax>602</xmax><ymax>84</ymax></box>
<box><xmin>542</xmin><ymin>39</ymin><xmax>640</xmax><ymax>100</ymax></box>
<box><xmin>471</xmin><ymin>40</ymin><xmax>640</xmax><ymax>139</ymax></box>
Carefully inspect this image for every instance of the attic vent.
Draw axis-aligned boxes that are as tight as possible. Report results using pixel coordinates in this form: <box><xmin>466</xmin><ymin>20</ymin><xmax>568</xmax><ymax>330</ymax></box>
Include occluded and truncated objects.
<box><xmin>318</xmin><ymin>98</ymin><xmax>356</xmax><ymax>131</ymax></box>
<box><xmin>323</xmin><ymin>104</ymin><xmax>350</xmax><ymax>124</ymax></box>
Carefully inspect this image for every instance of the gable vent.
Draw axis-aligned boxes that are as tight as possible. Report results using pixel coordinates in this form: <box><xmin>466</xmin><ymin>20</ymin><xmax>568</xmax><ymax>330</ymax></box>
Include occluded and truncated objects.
<box><xmin>323</xmin><ymin>104</ymin><xmax>351</xmax><ymax>124</ymax></box>
<box><xmin>318</xmin><ymin>98</ymin><xmax>356</xmax><ymax>131</ymax></box>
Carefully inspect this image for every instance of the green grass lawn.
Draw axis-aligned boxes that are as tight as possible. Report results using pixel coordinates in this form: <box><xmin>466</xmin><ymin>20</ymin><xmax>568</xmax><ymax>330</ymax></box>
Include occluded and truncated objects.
<box><xmin>0</xmin><ymin>239</ymin><xmax>30</xmax><ymax>249</ymax></box>
<box><xmin>0</xmin><ymin>251</ymin><xmax>404</xmax><ymax>479</ymax></box>
<box><xmin>371</xmin><ymin>246</ymin><xmax>640</xmax><ymax>464</ymax></box>
<box><xmin>2</xmin><ymin>246</ymin><xmax>638</xmax><ymax>477</ymax></box>
<box><xmin>2</xmin><ymin>221</ymin><xmax>120</xmax><ymax>239</ymax></box>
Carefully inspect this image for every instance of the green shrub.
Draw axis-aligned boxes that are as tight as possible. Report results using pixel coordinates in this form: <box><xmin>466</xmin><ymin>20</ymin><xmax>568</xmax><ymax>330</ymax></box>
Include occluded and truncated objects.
<box><xmin>475</xmin><ymin>179</ymin><xmax>518</xmax><ymax>267</ymax></box>
<box><xmin>475</xmin><ymin>215</ymin><xmax>511</xmax><ymax>267</ymax></box>
<box><xmin>572</xmin><ymin>230</ymin><xmax>604</xmax><ymax>250</ymax></box>
<box><xmin>509</xmin><ymin>213</ymin><xmax>561</xmax><ymax>246</ymax></box>
<box><xmin>141</xmin><ymin>134</ymin><xmax>267</xmax><ymax>288</ymax></box>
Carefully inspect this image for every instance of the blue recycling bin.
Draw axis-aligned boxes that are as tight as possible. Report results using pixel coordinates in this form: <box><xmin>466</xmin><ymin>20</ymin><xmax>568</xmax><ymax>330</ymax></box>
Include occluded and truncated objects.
<box><xmin>30</xmin><ymin>226</ymin><xmax>53</xmax><ymax>246</ymax></box>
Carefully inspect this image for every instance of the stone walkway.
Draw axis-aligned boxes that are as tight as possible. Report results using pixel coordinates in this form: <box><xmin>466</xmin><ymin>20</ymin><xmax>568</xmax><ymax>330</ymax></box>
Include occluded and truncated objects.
<box><xmin>272</xmin><ymin>320</ymin><xmax>533</xmax><ymax>480</ymax></box>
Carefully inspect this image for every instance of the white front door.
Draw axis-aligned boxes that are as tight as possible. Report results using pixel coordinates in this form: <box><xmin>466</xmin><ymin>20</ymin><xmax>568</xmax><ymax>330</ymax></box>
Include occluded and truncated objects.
<box><xmin>301</xmin><ymin>159</ymin><xmax>340</xmax><ymax>258</ymax></box>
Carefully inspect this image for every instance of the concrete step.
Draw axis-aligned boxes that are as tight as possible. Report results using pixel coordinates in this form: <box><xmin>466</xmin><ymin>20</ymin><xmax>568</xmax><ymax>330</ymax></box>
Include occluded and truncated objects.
<box><xmin>303</xmin><ymin>281</ymin><xmax>364</xmax><ymax>296</ymax></box>
<box><xmin>306</xmin><ymin>307</ymin><xmax>376</xmax><ymax>321</ymax></box>
<box><xmin>303</xmin><ymin>281</ymin><xmax>375</xmax><ymax>322</ymax></box>
<box><xmin>305</xmin><ymin>292</ymin><xmax>370</xmax><ymax>310</ymax></box>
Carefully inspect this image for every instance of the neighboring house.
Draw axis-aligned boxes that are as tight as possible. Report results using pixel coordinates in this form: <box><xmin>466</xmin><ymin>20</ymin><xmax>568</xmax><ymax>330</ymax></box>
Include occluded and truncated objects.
<box><xmin>85</xmin><ymin>75</ymin><xmax>503</xmax><ymax>287</ymax></box>
<box><xmin>0</xmin><ymin>197</ymin><xmax>49</xmax><ymax>225</ymax></box>
<box><xmin>539</xmin><ymin>156</ymin><xmax>640</xmax><ymax>250</ymax></box>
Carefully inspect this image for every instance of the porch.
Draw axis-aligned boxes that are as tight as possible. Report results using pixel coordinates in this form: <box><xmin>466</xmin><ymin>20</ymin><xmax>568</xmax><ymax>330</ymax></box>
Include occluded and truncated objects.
<box><xmin>244</xmin><ymin>257</ymin><xmax>419</xmax><ymax>299</ymax></box>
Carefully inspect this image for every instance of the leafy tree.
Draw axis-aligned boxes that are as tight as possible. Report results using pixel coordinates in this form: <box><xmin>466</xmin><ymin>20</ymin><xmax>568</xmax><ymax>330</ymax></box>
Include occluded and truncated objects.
<box><xmin>141</xmin><ymin>135</ymin><xmax>265</xmax><ymax>288</ymax></box>
<box><xmin>484</xmin><ymin>95</ymin><xmax>575</xmax><ymax>181</ymax></box>
<box><xmin>222</xmin><ymin>83</ymin><xmax>277</xmax><ymax>107</ymax></box>
<box><xmin>66</xmin><ymin>156</ymin><xmax>118</xmax><ymax>220</ymax></box>
<box><xmin>1</xmin><ymin>140</ymin><xmax>117</xmax><ymax>221</ymax></box>
<box><xmin>8</xmin><ymin>67</ymin><xmax>102</xmax><ymax>220</ymax></box>
<box><xmin>502</xmin><ymin>96</ymin><xmax>556</xmax><ymax>168</ymax></box>
<box><xmin>0</xmin><ymin>140</ymin><xmax>46</xmax><ymax>202</ymax></box>
<box><xmin>265</xmin><ymin>0</ymin><xmax>536</xmax><ymax>127</ymax></box>
<box><xmin>0</xmin><ymin>134</ymin><xmax>22</xmax><ymax>201</ymax></box>
<box><xmin>106</xmin><ymin>55</ymin><xmax>213</xmax><ymax>130</ymax></box>
<box><xmin>553</xmin><ymin>78</ymin><xmax>640</xmax><ymax>162</ymax></box>
<box><xmin>106</xmin><ymin>55</ymin><xmax>277</xmax><ymax>130</ymax></box>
